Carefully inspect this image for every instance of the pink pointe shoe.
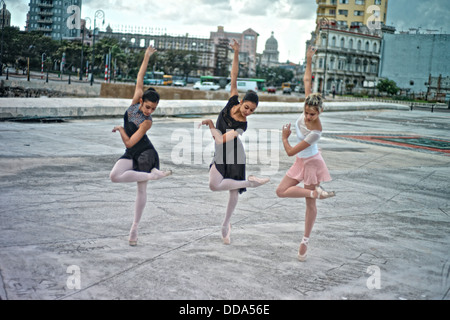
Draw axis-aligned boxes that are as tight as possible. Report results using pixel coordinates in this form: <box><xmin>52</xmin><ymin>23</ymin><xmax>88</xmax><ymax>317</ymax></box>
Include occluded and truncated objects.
<box><xmin>314</xmin><ymin>186</ymin><xmax>336</xmax><ymax>200</ymax></box>
<box><xmin>298</xmin><ymin>237</ymin><xmax>310</xmax><ymax>262</ymax></box>
<box><xmin>248</xmin><ymin>176</ymin><xmax>270</xmax><ymax>188</ymax></box>
<box><xmin>129</xmin><ymin>225</ymin><xmax>138</xmax><ymax>247</ymax></box>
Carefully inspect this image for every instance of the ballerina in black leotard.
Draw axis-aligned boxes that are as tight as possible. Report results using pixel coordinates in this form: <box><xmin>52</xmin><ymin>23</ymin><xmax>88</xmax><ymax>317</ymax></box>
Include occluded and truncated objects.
<box><xmin>110</xmin><ymin>46</ymin><xmax>172</xmax><ymax>247</ymax></box>
<box><xmin>200</xmin><ymin>40</ymin><xmax>270</xmax><ymax>245</ymax></box>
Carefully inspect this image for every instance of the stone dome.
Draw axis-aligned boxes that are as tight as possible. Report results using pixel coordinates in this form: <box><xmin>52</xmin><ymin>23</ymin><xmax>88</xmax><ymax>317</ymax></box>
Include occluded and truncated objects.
<box><xmin>265</xmin><ymin>32</ymin><xmax>278</xmax><ymax>51</ymax></box>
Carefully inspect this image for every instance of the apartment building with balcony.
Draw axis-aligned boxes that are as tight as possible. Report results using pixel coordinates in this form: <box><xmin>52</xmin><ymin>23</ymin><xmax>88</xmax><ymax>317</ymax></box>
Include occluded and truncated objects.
<box><xmin>316</xmin><ymin>0</ymin><xmax>388</xmax><ymax>29</ymax></box>
<box><xmin>26</xmin><ymin>0</ymin><xmax>82</xmax><ymax>40</ymax></box>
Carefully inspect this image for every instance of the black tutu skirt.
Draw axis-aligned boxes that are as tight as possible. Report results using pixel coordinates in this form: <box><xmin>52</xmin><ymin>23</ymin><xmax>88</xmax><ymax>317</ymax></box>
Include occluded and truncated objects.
<box><xmin>121</xmin><ymin>148</ymin><xmax>160</xmax><ymax>173</ymax></box>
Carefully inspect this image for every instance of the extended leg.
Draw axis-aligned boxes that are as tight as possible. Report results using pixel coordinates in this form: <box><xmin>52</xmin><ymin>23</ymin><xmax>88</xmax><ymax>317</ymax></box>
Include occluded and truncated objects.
<box><xmin>110</xmin><ymin>159</ymin><xmax>170</xmax><ymax>183</ymax></box>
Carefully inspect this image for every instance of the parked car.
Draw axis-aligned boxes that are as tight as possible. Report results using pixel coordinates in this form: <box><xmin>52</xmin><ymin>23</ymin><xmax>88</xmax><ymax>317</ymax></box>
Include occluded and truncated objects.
<box><xmin>283</xmin><ymin>87</ymin><xmax>292</xmax><ymax>95</ymax></box>
<box><xmin>173</xmin><ymin>80</ymin><xmax>186</xmax><ymax>87</ymax></box>
<box><xmin>225</xmin><ymin>81</ymin><xmax>259</xmax><ymax>93</ymax></box>
<box><xmin>267</xmin><ymin>86</ymin><xmax>277</xmax><ymax>94</ymax></box>
<box><xmin>294</xmin><ymin>86</ymin><xmax>305</xmax><ymax>93</ymax></box>
<box><xmin>282</xmin><ymin>83</ymin><xmax>292</xmax><ymax>95</ymax></box>
<box><xmin>193</xmin><ymin>81</ymin><xmax>220</xmax><ymax>91</ymax></box>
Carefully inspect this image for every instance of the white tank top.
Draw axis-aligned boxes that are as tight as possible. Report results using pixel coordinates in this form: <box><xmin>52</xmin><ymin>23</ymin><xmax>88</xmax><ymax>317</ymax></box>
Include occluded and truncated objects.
<box><xmin>295</xmin><ymin>113</ymin><xmax>322</xmax><ymax>159</ymax></box>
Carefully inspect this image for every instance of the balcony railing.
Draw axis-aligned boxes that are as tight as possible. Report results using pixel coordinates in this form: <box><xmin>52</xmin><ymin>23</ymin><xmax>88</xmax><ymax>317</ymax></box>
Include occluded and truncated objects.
<box><xmin>36</xmin><ymin>27</ymin><xmax>53</xmax><ymax>32</ymax></box>
<box><xmin>38</xmin><ymin>2</ymin><xmax>54</xmax><ymax>8</ymax></box>
<box><xmin>37</xmin><ymin>19</ymin><xmax>53</xmax><ymax>24</ymax></box>
<box><xmin>39</xmin><ymin>11</ymin><xmax>54</xmax><ymax>17</ymax></box>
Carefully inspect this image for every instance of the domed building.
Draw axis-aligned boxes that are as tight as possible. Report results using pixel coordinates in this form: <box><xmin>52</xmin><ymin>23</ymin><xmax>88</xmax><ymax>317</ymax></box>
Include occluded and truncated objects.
<box><xmin>261</xmin><ymin>32</ymin><xmax>279</xmax><ymax>67</ymax></box>
<box><xmin>0</xmin><ymin>6</ymin><xmax>11</xmax><ymax>27</ymax></box>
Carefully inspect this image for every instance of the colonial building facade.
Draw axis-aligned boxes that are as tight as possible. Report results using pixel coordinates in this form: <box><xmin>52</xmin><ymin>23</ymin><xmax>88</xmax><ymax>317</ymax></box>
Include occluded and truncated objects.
<box><xmin>98</xmin><ymin>26</ymin><xmax>216</xmax><ymax>76</ymax></box>
<box><xmin>311</xmin><ymin>22</ymin><xmax>382</xmax><ymax>94</ymax></box>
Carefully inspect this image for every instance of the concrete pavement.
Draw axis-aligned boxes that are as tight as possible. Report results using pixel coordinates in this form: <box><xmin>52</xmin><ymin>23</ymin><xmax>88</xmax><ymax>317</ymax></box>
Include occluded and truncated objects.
<box><xmin>0</xmin><ymin>103</ymin><xmax>449</xmax><ymax>301</ymax></box>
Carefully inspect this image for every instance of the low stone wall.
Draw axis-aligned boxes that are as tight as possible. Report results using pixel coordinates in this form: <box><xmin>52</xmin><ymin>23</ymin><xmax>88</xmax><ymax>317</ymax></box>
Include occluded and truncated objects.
<box><xmin>99</xmin><ymin>83</ymin><xmax>304</xmax><ymax>103</ymax></box>
<box><xmin>0</xmin><ymin>80</ymin><xmax>101</xmax><ymax>98</ymax></box>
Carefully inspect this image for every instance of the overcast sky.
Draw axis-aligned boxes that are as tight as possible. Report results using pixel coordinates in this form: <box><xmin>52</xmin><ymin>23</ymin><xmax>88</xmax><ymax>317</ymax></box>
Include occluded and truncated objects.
<box><xmin>7</xmin><ymin>0</ymin><xmax>450</xmax><ymax>63</ymax></box>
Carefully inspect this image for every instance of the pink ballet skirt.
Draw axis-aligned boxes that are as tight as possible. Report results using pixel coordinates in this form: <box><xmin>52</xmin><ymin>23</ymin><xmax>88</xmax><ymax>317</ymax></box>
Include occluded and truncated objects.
<box><xmin>286</xmin><ymin>152</ymin><xmax>332</xmax><ymax>185</ymax></box>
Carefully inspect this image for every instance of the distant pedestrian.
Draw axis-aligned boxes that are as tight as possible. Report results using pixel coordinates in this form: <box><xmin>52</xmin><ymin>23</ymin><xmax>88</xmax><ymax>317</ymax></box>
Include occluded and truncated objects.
<box><xmin>199</xmin><ymin>40</ymin><xmax>270</xmax><ymax>245</ymax></box>
<box><xmin>110</xmin><ymin>46</ymin><xmax>172</xmax><ymax>247</ymax></box>
<box><xmin>332</xmin><ymin>86</ymin><xmax>336</xmax><ymax>99</ymax></box>
<box><xmin>276</xmin><ymin>46</ymin><xmax>336</xmax><ymax>262</ymax></box>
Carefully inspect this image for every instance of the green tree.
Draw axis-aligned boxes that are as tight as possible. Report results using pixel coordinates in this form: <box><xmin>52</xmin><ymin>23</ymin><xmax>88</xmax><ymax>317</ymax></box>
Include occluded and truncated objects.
<box><xmin>1</xmin><ymin>28</ymin><xmax>59</xmax><ymax>71</ymax></box>
<box><xmin>180</xmin><ymin>51</ymin><xmax>198</xmax><ymax>81</ymax></box>
<box><xmin>256</xmin><ymin>65</ymin><xmax>294</xmax><ymax>87</ymax></box>
<box><xmin>377</xmin><ymin>78</ymin><xmax>399</xmax><ymax>96</ymax></box>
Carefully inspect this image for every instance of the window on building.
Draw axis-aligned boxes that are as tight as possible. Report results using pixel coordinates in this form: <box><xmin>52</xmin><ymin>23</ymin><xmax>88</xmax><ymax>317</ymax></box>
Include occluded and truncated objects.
<box><xmin>355</xmin><ymin>59</ymin><xmax>361</xmax><ymax>72</ymax></box>
<box><xmin>354</xmin><ymin>10</ymin><xmax>364</xmax><ymax>16</ymax></box>
<box><xmin>339</xmin><ymin>0</ymin><xmax>349</xmax><ymax>4</ymax></box>
<box><xmin>349</xmin><ymin>38</ymin><xmax>353</xmax><ymax>49</ymax></box>
<box><xmin>357</xmin><ymin>40</ymin><xmax>362</xmax><ymax>50</ymax></box>
<box><xmin>331</xmin><ymin>36</ymin><xmax>336</xmax><ymax>46</ymax></box>
<box><xmin>355</xmin><ymin>0</ymin><xmax>365</xmax><ymax>5</ymax></box>
<box><xmin>373</xmin><ymin>43</ymin><xmax>378</xmax><ymax>53</ymax></box>
<box><xmin>365</xmin><ymin>41</ymin><xmax>370</xmax><ymax>51</ymax></box>
<box><xmin>340</xmin><ymin>37</ymin><xmax>345</xmax><ymax>48</ymax></box>
<box><xmin>351</xmin><ymin>22</ymin><xmax>363</xmax><ymax>28</ymax></box>
<box><xmin>338</xmin><ymin>10</ymin><xmax>348</xmax><ymax>16</ymax></box>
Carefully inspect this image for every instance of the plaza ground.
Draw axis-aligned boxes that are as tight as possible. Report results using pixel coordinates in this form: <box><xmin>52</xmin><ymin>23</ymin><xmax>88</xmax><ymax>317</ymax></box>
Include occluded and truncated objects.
<box><xmin>0</xmin><ymin>103</ymin><xmax>449</xmax><ymax>301</ymax></box>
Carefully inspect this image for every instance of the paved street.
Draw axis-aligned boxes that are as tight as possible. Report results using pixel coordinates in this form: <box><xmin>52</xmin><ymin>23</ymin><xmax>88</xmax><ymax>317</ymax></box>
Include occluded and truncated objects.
<box><xmin>0</xmin><ymin>106</ymin><xmax>449</xmax><ymax>301</ymax></box>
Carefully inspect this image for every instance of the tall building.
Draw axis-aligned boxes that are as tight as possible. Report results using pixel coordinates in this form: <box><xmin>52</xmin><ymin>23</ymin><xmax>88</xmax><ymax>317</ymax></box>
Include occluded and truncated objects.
<box><xmin>310</xmin><ymin>0</ymin><xmax>389</xmax><ymax>95</ymax></box>
<box><xmin>210</xmin><ymin>26</ymin><xmax>259</xmax><ymax>77</ymax></box>
<box><xmin>261</xmin><ymin>32</ymin><xmax>280</xmax><ymax>67</ymax></box>
<box><xmin>316</xmin><ymin>0</ymin><xmax>388</xmax><ymax>29</ymax></box>
<box><xmin>26</xmin><ymin>0</ymin><xmax>82</xmax><ymax>40</ymax></box>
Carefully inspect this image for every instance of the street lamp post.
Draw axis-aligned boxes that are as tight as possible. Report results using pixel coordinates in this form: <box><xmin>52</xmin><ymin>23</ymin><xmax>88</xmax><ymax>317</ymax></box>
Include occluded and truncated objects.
<box><xmin>320</xmin><ymin>18</ymin><xmax>330</xmax><ymax>97</ymax></box>
<box><xmin>0</xmin><ymin>1</ymin><xmax>6</xmax><ymax>77</ymax></box>
<box><xmin>90</xmin><ymin>10</ymin><xmax>105</xmax><ymax>86</ymax></box>
<box><xmin>80</xmin><ymin>17</ymin><xmax>90</xmax><ymax>81</ymax></box>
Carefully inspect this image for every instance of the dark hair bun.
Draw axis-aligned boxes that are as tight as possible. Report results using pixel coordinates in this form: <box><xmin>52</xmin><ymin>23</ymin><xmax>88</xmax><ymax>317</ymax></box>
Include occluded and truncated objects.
<box><xmin>143</xmin><ymin>88</ymin><xmax>160</xmax><ymax>103</ymax></box>
<box><xmin>243</xmin><ymin>90</ymin><xmax>259</xmax><ymax>106</ymax></box>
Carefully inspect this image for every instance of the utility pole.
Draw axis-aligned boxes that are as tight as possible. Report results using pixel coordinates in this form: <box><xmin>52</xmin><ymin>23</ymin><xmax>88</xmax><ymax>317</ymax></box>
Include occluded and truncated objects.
<box><xmin>0</xmin><ymin>1</ymin><xmax>6</xmax><ymax>77</ymax></box>
<box><xmin>90</xmin><ymin>10</ymin><xmax>105</xmax><ymax>86</ymax></box>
